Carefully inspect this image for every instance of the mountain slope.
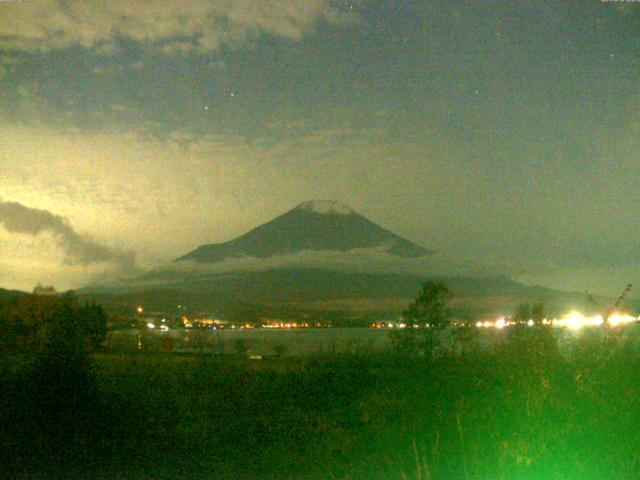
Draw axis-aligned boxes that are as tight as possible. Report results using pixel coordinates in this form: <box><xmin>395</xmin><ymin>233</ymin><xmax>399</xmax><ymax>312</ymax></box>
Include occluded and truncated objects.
<box><xmin>79</xmin><ymin>269</ymin><xmax>586</xmax><ymax>322</ymax></box>
<box><xmin>177</xmin><ymin>200</ymin><xmax>431</xmax><ymax>263</ymax></box>
<box><xmin>80</xmin><ymin>200</ymin><xmax>582</xmax><ymax>319</ymax></box>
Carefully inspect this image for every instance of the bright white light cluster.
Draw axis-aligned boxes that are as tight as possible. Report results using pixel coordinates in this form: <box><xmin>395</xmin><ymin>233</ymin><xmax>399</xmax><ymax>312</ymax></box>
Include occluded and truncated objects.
<box><xmin>475</xmin><ymin>311</ymin><xmax>638</xmax><ymax>330</ymax></box>
<box><xmin>476</xmin><ymin>317</ymin><xmax>510</xmax><ymax>329</ymax></box>
<box><xmin>604</xmin><ymin>312</ymin><xmax>637</xmax><ymax>327</ymax></box>
<box><xmin>552</xmin><ymin>311</ymin><xmax>637</xmax><ymax>329</ymax></box>
<box><xmin>553</xmin><ymin>312</ymin><xmax>603</xmax><ymax>330</ymax></box>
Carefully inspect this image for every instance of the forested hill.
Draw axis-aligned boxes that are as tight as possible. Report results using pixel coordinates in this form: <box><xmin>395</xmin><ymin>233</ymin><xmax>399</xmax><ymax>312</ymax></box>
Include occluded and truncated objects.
<box><xmin>0</xmin><ymin>287</ymin><xmax>26</xmax><ymax>304</ymax></box>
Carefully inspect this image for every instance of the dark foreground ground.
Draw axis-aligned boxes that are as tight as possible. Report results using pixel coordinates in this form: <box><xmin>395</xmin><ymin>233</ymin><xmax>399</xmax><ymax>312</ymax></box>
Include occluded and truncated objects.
<box><xmin>2</xmin><ymin>327</ymin><xmax>640</xmax><ymax>479</ymax></box>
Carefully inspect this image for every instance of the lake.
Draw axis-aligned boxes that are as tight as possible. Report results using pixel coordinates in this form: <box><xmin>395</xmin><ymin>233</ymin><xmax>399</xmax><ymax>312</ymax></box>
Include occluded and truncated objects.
<box><xmin>106</xmin><ymin>324</ymin><xmax>640</xmax><ymax>356</ymax></box>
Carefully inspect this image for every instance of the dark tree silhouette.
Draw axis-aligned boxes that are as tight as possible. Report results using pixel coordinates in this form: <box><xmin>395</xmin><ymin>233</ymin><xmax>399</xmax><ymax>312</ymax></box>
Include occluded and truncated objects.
<box><xmin>1</xmin><ymin>289</ymin><xmax>108</xmax><ymax>354</ymax></box>
<box><xmin>391</xmin><ymin>280</ymin><xmax>452</xmax><ymax>360</ymax></box>
<box><xmin>402</xmin><ymin>280</ymin><xmax>452</xmax><ymax>329</ymax></box>
<box><xmin>514</xmin><ymin>302</ymin><xmax>531</xmax><ymax>323</ymax></box>
<box><xmin>531</xmin><ymin>302</ymin><xmax>546</xmax><ymax>326</ymax></box>
<box><xmin>78</xmin><ymin>302</ymin><xmax>108</xmax><ymax>350</ymax></box>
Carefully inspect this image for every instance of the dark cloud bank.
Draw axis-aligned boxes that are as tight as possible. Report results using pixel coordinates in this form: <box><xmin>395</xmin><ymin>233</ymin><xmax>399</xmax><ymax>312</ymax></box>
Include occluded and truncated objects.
<box><xmin>0</xmin><ymin>199</ymin><xmax>135</xmax><ymax>276</ymax></box>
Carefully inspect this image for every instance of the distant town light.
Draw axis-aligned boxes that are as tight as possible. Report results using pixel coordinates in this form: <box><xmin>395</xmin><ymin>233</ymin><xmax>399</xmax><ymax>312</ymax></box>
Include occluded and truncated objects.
<box><xmin>553</xmin><ymin>312</ymin><xmax>603</xmax><ymax>330</ymax></box>
<box><xmin>607</xmin><ymin>312</ymin><xmax>636</xmax><ymax>327</ymax></box>
<box><xmin>470</xmin><ymin>310</ymin><xmax>637</xmax><ymax>330</ymax></box>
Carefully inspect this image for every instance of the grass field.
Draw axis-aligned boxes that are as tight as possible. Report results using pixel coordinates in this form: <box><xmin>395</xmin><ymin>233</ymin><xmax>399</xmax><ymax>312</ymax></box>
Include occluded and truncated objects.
<box><xmin>2</xmin><ymin>326</ymin><xmax>640</xmax><ymax>479</ymax></box>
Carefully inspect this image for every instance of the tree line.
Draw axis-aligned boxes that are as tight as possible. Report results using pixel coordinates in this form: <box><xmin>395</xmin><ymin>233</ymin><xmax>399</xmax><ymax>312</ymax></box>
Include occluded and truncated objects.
<box><xmin>390</xmin><ymin>280</ymin><xmax>552</xmax><ymax>359</ymax></box>
<box><xmin>0</xmin><ymin>285</ymin><xmax>107</xmax><ymax>356</ymax></box>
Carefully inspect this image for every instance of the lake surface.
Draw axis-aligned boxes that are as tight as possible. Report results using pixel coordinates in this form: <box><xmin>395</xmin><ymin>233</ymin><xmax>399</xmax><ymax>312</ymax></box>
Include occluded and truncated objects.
<box><xmin>106</xmin><ymin>325</ymin><xmax>640</xmax><ymax>356</ymax></box>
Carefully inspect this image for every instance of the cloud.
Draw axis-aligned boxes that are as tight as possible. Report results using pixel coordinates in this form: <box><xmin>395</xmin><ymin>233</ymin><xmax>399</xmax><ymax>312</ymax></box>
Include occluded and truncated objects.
<box><xmin>0</xmin><ymin>199</ymin><xmax>135</xmax><ymax>275</ymax></box>
<box><xmin>158</xmin><ymin>246</ymin><xmax>496</xmax><ymax>278</ymax></box>
<box><xmin>0</xmin><ymin>0</ymin><xmax>355</xmax><ymax>54</ymax></box>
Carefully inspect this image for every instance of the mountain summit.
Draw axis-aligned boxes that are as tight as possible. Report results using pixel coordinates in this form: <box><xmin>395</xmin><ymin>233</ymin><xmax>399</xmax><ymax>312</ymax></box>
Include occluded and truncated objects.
<box><xmin>177</xmin><ymin>200</ymin><xmax>432</xmax><ymax>263</ymax></box>
<box><xmin>293</xmin><ymin>200</ymin><xmax>354</xmax><ymax>215</ymax></box>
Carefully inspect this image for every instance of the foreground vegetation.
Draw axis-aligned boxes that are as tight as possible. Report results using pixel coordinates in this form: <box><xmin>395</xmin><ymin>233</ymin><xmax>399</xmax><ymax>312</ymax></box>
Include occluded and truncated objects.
<box><xmin>2</xmin><ymin>325</ymin><xmax>640</xmax><ymax>479</ymax></box>
<box><xmin>2</xmin><ymin>285</ymin><xmax>640</xmax><ymax>479</ymax></box>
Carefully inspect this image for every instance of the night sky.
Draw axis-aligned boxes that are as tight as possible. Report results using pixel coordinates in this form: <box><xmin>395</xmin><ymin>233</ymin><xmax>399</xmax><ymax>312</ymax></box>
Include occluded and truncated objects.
<box><xmin>0</xmin><ymin>0</ymin><xmax>638</xmax><ymax>294</ymax></box>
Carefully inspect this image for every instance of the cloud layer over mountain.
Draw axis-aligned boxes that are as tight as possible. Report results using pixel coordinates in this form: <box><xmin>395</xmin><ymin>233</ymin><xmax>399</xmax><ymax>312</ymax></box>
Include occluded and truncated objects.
<box><xmin>165</xmin><ymin>247</ymin><xmax>494</xmax><ymax>277</ymax></box>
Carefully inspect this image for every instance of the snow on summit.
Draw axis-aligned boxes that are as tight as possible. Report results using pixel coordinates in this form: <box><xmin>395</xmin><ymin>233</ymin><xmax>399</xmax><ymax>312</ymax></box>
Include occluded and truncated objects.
<box><xmin>173</xmin><ymin>199</ymin><xmax>431</xmax><ymax>264</ymax></box>
<box><xmin>295</xmin><ymin>200</ymin><xmax>354</xmax><ymax>215</ymax></box>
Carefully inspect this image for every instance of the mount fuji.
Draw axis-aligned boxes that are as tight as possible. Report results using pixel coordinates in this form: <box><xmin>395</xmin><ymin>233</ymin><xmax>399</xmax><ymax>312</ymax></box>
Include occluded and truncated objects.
<box><xmin>80</xmin><ymin>201</ymin><xmax>571</xmax><ymax>320</ymax></box>
<box><xmin>176</xmin><ymin>200</ymin><xmax>431</xmax><ymax>264</ymax></box>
